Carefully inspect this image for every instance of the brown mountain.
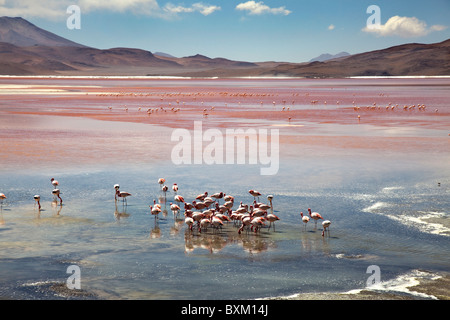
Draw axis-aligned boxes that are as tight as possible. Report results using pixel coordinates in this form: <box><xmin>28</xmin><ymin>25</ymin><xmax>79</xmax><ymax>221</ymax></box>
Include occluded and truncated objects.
<box><xmin>0</xmin><ymin>16</ymin><xmax>85</xmax><ymax>47</ymax></box>
<box><xmin>0</xmin><ymin>16</ymin><xmax>448</xmax><ymax>77</ymax></box>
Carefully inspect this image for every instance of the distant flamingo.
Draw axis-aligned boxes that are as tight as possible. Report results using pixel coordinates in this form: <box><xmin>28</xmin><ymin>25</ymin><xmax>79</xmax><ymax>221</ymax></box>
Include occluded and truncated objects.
<box><xmin>52</xmin><ymin>189</ymin><xmax>62</xmax><ymax>205</ymax></box>
<box><xmin>172</xmin><ymin>183</ymin><xmax>178</xmax><ymax>194</ymax></box>
<box><xmin>308</xmin><ymin>208</ymin><xmax>323</xmax><ymax>226</ymax></box>
<box><xmin>238</xmin><ymin>214</ymin><xmax>252</xmax><ymax>234</ymax></box>
<box><xmin>51</xmin><ymin>178</ymin><xmax>59</xmax><ymax>189</ymax></box>
<box><xmin>300</xmin><ymin>212</ymin><xmax>309</xmax><ymax>230</ymax></box>
<box><xmin>114</xmin><ymin>185</ymin><xmax>131</xmax><ymax>205</ymax></box>
<box><xmin>150</xmin><ymin>205</ymin><xmax>161</xmax><ymax>219</ymax></box>
<box><xmin>211</xmin><ymin>215</ymin><xmax>224</xmax><ymax>230</ymax></box>
<box><xmin>211</xmin><ymin>192</ymin><xmax>224</xmax><ymax>203</ymax></box>
<box><xmin>322</xmin><ymin>220</ymin><xmax>331</xmax><ymax>237</ymax></box>
<box><xmin>174</xmin><ymin>195</ymin><xmax>185</xmax><ymax>204</ymax></box>
<box><xmin>251</xmin><ymin>216</ymin><xmax>265</xmax><ymax>233</ymax></box>
<box><xmin>199</xmin><ymin>217</ymin><xmax>211</xmax><ymax>233</ymax></box>
<box><xmin>185</xmin><ymin>215</ymin><xmax>194</xmax><ymax>231</ymax></box>
<box><xmin>195</xmin><ymin>192</ymin><xmax>208</xmax><ymax>201</ymax></box>
<box><xmin>0</xmin><ymin>193</ymin><xmax>6</xmax><ymax>209</ymax></box>
<box><xmin>34</xmin><ymin>195</ymin><xmax>41</xmax><ymax>210</ymax></box>
<box><xmin>266</xmin><ymin>213</ymin><xmax>280</xmax><ymax>231</ymax></box>
<box><xmin>267</xmin><ymin>195</ymin><xmax>274</xmax><ymax>212</ymax></box>
<box><xmin>249</xmin><ymin>190</ymin><xmax>261</xmax><ymax>201</ymax></box>
<box><xmin>158</xmin><ymin>178</ymin><xmax>165</xmax><ymax>189</ymax></box>
<box><xmin>170</xmin><ymin>202</ymin><xmax>181</xmax><ymax>219</ymax></box>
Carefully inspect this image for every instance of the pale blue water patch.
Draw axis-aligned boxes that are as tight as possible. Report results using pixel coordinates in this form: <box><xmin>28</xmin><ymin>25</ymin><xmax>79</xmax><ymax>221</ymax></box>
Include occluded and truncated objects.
<box><xmin>1</xmin><ymin>155</ymin><xmax>449</xmax><ymax>299</ymax></box>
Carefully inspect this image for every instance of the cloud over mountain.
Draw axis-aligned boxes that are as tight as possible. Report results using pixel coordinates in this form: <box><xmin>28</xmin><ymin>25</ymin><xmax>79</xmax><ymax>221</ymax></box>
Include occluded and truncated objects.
<box><xmin>363</xmin><ymin>15</ymin><xmax>447</xmax><ymax>38</ymax></box>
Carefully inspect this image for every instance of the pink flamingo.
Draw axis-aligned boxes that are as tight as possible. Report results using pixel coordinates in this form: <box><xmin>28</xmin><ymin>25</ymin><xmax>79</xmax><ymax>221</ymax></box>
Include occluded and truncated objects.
<box><xmin>308</xmin><ymin>208</ymin><xmax>323</xmax><ymax>226</ymax></box>
<box><xmin>300</xmin><ymin>212</ymin><xmax>309</xmax><ymax>230</ymax></box>
<box><xmin>150</xmin><ymin>205</ymin><xmax>161</xmax><ymax>218</ymax></box>
<box><xmin>322</xmin><ymin>220</ymin><xmax>331</xmax><ymax>237</ymax></box>
<box><xmin>34</xmin><ymin>195</ymin><xmax>41</xmax><ymax>210</ymax></box>
<box><xmin>52</xmin><ymin>188</ymin><xmax>62</xmax><ymax>205</ymax></box>
<box><xmin>249</xmin><ymin>189</ymin><xmax>262</xmax><ymax>201</ymax></box>
<box><xmin>211</xmin><ymin>192</ymin><xmax>224</xmax><ymax>203</ymax></box>
<box><xmin>51</xmin><ymin>178</ymin><xmax>59</xmax><ymax>189</ymax></box>
<box><xmin>0</xmin><ymin>193</ymin><xmax>6</xmax><ymax>209</ymax></box>
<box><xmin>266</xmin><ymin>213</ymin><xmax>280</xmax><ymax>231</ymax></box>
<box><xmin>114</xmin><ymin>185</ymin><xmax>131</xmax><ymax>205</ymax></box>
<box><xmin>172</xmin><ymin>183</ymin><xmax>178</xmax><ymax>194</ymax></box>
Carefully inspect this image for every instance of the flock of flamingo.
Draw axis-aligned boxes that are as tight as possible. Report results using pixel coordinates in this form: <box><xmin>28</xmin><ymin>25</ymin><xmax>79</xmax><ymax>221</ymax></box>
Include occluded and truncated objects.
<box><xmin>0</xmin><ymin>177</ymin><xmax>331</xmax><ymax>237</ymax></box>
<box><xmin>114</xmin><ymin>178</ymin><xmax>332</xmax><ymax>237</ymax></box>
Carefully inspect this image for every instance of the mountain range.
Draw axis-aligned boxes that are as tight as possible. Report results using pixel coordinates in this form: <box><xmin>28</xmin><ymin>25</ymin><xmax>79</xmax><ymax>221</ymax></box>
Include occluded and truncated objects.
<box><xmin>0</xmin><ymin>16</ymin><xmax>449</xmax><ymax>77</ymax></box>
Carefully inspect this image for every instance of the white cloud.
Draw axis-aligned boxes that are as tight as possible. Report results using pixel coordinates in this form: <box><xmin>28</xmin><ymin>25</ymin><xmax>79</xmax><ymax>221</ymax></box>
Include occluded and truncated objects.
<box><xmin>164</xmin><ymin>2</ymin><xmax>221</xmax><ymax>16</ymax></box>
<box><xmin>0</xmin><ymin>0</ymin><xmax>220</xmax><ymax>20</ymax></box>
<box><xmin>362</xmin><ymin>15</ymin><xmax>447</xmax><ymax>38</ymax></box>
<box><xmin>328</xmin><ymin>24</ymin><xmax>335</xmax><ymax>31</ymax></box>
<box><xmin>236</xmin><ymin>1</ymin><xmax>291</xmax><ymax>16</ymax></box>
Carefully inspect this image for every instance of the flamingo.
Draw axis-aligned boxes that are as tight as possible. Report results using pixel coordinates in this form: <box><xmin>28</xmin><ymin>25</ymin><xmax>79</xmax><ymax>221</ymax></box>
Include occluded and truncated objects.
<box><xmin>211</xmin><ymin>215</ymin><xmax>224</xmax><ymax>230</ymax></box>
<box><xmin>158</xmin><ymin>178</ymin><xmax>165</xmax><ymax>189</ymax></box>
<box><xmin>161</xmin><ymin>185</ymin><xmax>169</xmax><ymax>200</ymax></box>
<box><xmin>267</xmin><ymin>195</ymin><xmax>274</xmax><ymax>212</ymax></box>
<box><xmin>51</xmin><ymin>178</ymin><xmax>59</xmax><ymax>189</ymax></box>
<box><xmin>199</xmin><ymin>217</ymin><xmax>211</xmax><ymax>233</ymax></box>
<box><xmin>34</xmin><ymin>195</ymin><xmax>41</xmax><ymax>210</ymax></box>
<box><xmin>172</xmin><ymin>183</ymin><xmax>178</xmax><ymax>194</ymax></box>
<box><xmin>211</xmin><ymin>192</ymin><xmax>224</xmax><ymax>203</ymax></box>
<box><xmin>203</xmin><ymin>197</ymin><xmax>215</xmax><ymax>208</ymax></box>
<box><xmin>185</xmin><ymin>215</ymin><xmax>194</xmax><ymax>231</ymax></box>
<box><xmin>114</xmin><ymin>185</ymin><xmax>131</xmax><ymax>204</ymax></box>
<box><xmin>0</xmin><ymin>193</ymin><xmax>6</xmax><ymax>209</ymax></box>
<box><xmin>150</xmin><ymin>205</ymin><xmax>161</xmax><ymax>218</ymax></box>
<box><xmin>174</xmin><ymin>195</ymin><xmax>185</xmax><ymax>204</ymax></box>
<box><xmin>170</xmin><ymin>202</ymin><xmax>181</xmax><ymax>219</ymax></box>
<box><xmin>52</xmin><ymin>188</ymin><xmax>63</xmax><ymax>205</ymax></box>
<box><xmin>249</xmin><ymin>189</ymin><xmax>261</xmax><ymax>201</ymax></box>
<box><xmin>251</xmin><ymin>216</ymin><xmax>265</xmax><ymax>233</ymax></box>
<box><xmin>300</xmin><ymin>212</ymin><xmax>309</xmax><ymax>230</ymax></box>
<box><xmin>192</xmin><ymin>200</ymin><xmax>206</xmax><ymax>210</ymax></box>
<box><xmin>266</xmin><ymin>213</ymin><xmax>280</xmax><ymax>231</ymax></box>
<box><xmin>224</xmin><ymin>194</ymin><xmax>234</xmax><ymax>202</ymax></box>
<box><xmin>238</xmin><ymin>214</ymin><xmax>252</xmax><ymax>234</ymax></box>
<box><xmin>195</xmin><ymin>192</ymin><xmax>208</xmax><ymax>201</ymax></box>
<box><xmin>322</xmin><ymin>220</ymin><xmax>331</xmax><ymax>237</ymax></box>
<box><xmin>308</xmin><ymin>208</ymin><xmax>323</xmax><ymax>226</ymax></box>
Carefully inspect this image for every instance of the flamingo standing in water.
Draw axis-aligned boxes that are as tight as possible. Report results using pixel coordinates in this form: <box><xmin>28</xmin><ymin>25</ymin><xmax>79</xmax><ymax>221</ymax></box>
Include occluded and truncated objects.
<box><xmin>114</xmin><ymin>185</ymin><xmax>131</xmax><ymax>205</ymax></box>
<box><xmin>211</xmin><ymin>192</ymin><xmax>224</xmax><ymax>203</ymax></box>
<box><xmin>300</xmin><ymin>212</ymin><xmax>309</xmax><ymax>230</ymax></box>
<box><xmin>249</xmin><ymin>190</ymin><xmax>262</xmax><ymax>201</ymax></box>
<box><xmin>158</xmin><ymin>178</ymin><xmax>165</xmax><ymax>189</ymax></box>
<box><xmin>322</xmin><ymin>220</ymin><xmax>331</xmax><ymax>237</ymax></box>
<box><xmin>150</xmin><ymin>205</ymin><xmax>161</xmax><ymax>219</ymax></box>
<box><xmin>267</xmin><ymin>195</ymin><xmax>274</xmax><ymax>213</ymax></box>
<box><xmin>170</xmin><ymin>202</ymin><xmax>181</xmax><ymax>219</ymax></box>
<box><xmin>34</xmin><ymin>195</ymin><xmax>41</xmax><ymax>210</ymax></box>
<box><xmin>308</xmin><ymin>208</ymin><xmax>323</xmax><ymax>226</ymax></box>
<box><xmin>266</xmin><ymin>213</ymin><xmax>280</xmax><ymax>231</ymax></box>
<box><xmin>52</xmin><ymin>189</ymin><xmax>63</xmax><ymax>205</ymax></box>
<box><xmin>172</xmin><ymin>183</ymin><xmax>178</xmax><ymax>194</ymax></box>
<box><xmin>51</xmin><ymin>178</ymin><xmax>59</xmax><ymax>189</ymax></box>
<box><xmin>0</xmin><ymin>193</ymin><xmax>6</xmax><ymax>209</ymax></box>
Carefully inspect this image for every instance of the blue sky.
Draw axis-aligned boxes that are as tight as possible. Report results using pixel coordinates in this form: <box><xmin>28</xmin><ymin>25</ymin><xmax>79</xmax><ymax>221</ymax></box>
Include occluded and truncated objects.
<box><xmin>1</xmin><ymin>0</ymin><xmax>449</xmax><ymax>62</ymax></box>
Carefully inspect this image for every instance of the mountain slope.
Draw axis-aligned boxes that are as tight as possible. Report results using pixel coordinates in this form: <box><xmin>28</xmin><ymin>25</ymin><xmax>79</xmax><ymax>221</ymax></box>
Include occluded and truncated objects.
<box><xmin>0</xmin><ymin>16</ymin><xmax>85</xmax><ymax>47</ymax></box>
<box><xmin>0</xmin><ymin>16</ymin><xmax>448</xmax><ymax>77</ymax></box>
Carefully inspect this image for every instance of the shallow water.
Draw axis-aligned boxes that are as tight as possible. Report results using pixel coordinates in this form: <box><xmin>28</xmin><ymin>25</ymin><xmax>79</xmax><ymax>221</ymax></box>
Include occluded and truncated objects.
<box><xmin>0</xmin><ymin>77</ymin><xmax>449</xmax><ymax>300</ymax></box>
